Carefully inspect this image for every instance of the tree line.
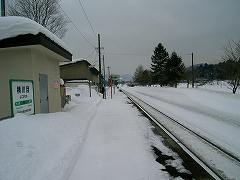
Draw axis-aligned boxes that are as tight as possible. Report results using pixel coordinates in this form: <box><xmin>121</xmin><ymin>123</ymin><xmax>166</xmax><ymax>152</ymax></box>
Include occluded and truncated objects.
<box><xmin>134</xmin><ymin>43</ymin><xmax>185</xmax><ymax>88</ymax></box>
<box><xmin>134</xmin><ymin>41</ymin><xmax>240</xmax><ymax>94</ymax></box>
<box><xmin>186</xmin><ymin>61</ymin><xmax>239</xmax><ymax>82</ymax></box>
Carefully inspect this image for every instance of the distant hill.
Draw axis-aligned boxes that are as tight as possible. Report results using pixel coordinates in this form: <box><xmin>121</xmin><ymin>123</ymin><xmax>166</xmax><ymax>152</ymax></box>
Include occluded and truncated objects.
<box><xmin>186</xmin><ymin>64</ymin><xmax>203</xmax><ymax>71</ymax></box>
<box><xmin>120</xmin><ymin>74</ymin><xmax>133</xmax><ymax>82</ymax></box>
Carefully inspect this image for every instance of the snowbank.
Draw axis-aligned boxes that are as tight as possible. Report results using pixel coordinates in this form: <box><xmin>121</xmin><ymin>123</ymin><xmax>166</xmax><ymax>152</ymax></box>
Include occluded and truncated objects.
<box><xmin>0</xmin><ymin>85</ymin><xmax>100</xmax><ymax>180</ymax></box>
<box><xmin>0</xmin><ymin>16</ymin><xmax>70</xmax><ymax>52</ymax></box>
<box><xmin>178</xmin><ymin>80</ymin><xmax>239</xmax><ymax>94</ymax></box>
<box><xmin>60</xmin><ymin>79</ymin><xmax>64</xmax><ymax>86</ymax></box>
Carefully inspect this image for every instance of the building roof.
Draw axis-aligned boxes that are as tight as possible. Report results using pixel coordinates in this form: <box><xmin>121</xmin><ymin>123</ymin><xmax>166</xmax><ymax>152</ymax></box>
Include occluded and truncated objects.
<box><xmin>60</xmin><ymin>59</ymin><xmax>91</xmax><ymax>67</ymax></box>
<box><xmin>89</xmin><ymin>66</ymin><xmax>99</xmax><ymax>75</ymax></box>
<box><xmin>0</xmin><ymin>16</ymin><xmax>72</xmax><ymax>61</ymax></box>
<box><xmin>60</xmin><ymin>59</ymin><xmax>99</xmax><ymax>77</ymax></box>
<box><xmin>60</xmin><ymin>59</ymin><xmax>99</xmax><ymax>75</ymax></box>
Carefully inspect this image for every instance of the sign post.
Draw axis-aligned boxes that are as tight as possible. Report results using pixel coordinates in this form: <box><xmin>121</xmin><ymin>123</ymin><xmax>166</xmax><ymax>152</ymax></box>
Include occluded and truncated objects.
<box><xmin>0</xmin><ymin>0</ymin><xmax>5</xmax><ymax>16</ymax></box>
<box><xmin>10</xmin><ymin>80</ymin><xmax>35</xmax><ymax>116</ymax></box>
<box><xmin>0</xmin><ymin>0</ymin><xmax>1</xmax><ymax>16</ymax></box>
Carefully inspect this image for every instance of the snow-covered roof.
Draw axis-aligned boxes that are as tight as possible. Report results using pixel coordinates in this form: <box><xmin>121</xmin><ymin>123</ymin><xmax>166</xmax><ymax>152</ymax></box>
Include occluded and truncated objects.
<box><xmin>60</xmin><ymin>59</ymin><xmax>91</xmax><ymax>66</ymax></box>
<box><xmin>0</xmin><ymin>16</ymin><xmax>71</xmax><ymax>53</ymax></box>
<box><xmin>66</xmin><ymin>80</ymin><xmax>90</xmax><ymax>83</ymax></box>
<box><xmin>60</xmin><ymin>79</ymin><xmax>65</xmax><ymax>86</ymax></box>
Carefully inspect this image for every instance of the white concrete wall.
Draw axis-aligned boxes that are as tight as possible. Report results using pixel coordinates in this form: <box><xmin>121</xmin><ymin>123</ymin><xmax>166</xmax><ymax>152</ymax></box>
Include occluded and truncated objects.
<box><xmin>31</xmin><ymin>47</ymin><xmax>61</xmax><ymax>113</ymax></box>
<box><xmin>0</xmin><ymin>48</ymin><xmax>33</xmax><ymax>119</ymax></box>
<box><xmin>0</xmin><ymin>46</ymin><xmax>62</xmax><ymax>119</ymax></box>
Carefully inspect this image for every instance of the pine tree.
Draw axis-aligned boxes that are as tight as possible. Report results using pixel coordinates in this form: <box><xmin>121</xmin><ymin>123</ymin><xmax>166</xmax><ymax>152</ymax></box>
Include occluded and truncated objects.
<box><xmin>134</xmin><ymin>65</ymin><xmax>144</xmax><ymax>85</ymax></box>
<box><xmin>166</xmin><ymin>52</ymin><xmax>185</xmax><ymax>87</ymax></box>
<box><xmin>151</xmin><ymin>43</ymin><xmax>169</xmax><ymax>86</ymax></box>
<box><xmin>134</xmin><ymin>65</ymin><xmax>152</xmax><ymax>86</ymax></box>
<box><xmin>141</xmin><ymin>70</ymin><xmax>152</xmax><ymax>86</ymax></box>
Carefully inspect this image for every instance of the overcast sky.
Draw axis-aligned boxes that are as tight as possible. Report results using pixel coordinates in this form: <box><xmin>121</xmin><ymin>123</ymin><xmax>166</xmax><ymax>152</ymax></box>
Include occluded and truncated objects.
<box><xmin>61</xmin><ymin>0</ymin><xmax>240</xmax><ymax>75</ymax></box>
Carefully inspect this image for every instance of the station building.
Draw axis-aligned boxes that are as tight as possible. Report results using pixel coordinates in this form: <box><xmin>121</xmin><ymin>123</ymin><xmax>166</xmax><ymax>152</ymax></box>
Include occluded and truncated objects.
<box><xmin>60</xmin><ymin>60</ymin><xmax>99</xmax><ymax>87</ymax></box>
<box><xmin>0</xmin><ymin>16</ymin><xmax>72</xmax><ymax>119</ymax></box>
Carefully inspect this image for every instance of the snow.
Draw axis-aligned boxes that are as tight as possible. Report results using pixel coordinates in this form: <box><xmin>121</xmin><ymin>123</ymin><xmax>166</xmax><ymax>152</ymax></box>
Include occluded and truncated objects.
<box><xmin>0</xmin><ymin>85</ymin><xmax>186</xmax><ymax>180</ymax></box>
<box><xmin>123</xmin><ymin>83</ymin><xmax>240</xmax><ymax>177</ymax></box>
<box><xmin>2</xmin><ymin>81</ymin><xmax>239</xmax><ymax>179</ymax></box>
<box><xmin>60</xmin><ymin>79</ymin><xmax>64</xmax><ymax>85</ymax></box>
<box><xmin>60</xmin><ymin>59</ymin><xmax>89</xmax><ymax>66</ymax></box>
<box><xmin>179</xmin><ymin>80</ymin><xmax>239</xmax><ymax>94</ymax></box>
<box><xmin>67</xmin><ymin>91</ymin><xmax>166</xmax><ymax>180</ymax></box>
<box><xmin>0</xmin><ymin>85</ymin><xmax>100</xmax><ymax>180</ymax></box>
<box><xmin>0</xmin><ymin>16</ymin><xmax>71</xmax><ymax>53</ymax></box>
<box><xmin>66</xmin><ymin>80</ymin><xmax>90</xmax><ymax>83</ymax></box>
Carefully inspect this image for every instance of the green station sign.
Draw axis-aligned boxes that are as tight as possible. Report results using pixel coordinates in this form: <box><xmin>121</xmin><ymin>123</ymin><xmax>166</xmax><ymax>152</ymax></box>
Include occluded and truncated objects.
<box><xmin>10</xmin><ymin>80</ymin><xmax>35</xmax><ymax>116</ymax></box>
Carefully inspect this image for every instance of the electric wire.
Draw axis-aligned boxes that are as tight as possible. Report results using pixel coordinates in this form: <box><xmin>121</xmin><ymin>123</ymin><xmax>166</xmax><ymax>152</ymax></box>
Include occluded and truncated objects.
<box><xmin>93</xmin><ymin>51</ymin><xmax>98</xmax><ymax>66</ymax></box>
<box><xmin>76</xmin><ymin>0</ymin><xmax>97</xmax><ymax>38</ymax></box>
<box><xmin>57</xmin><ymin>2</ymin><xmax>96</xmax><ymax>48</ymax></box>
<box><xmin>85</xmin><ymin>48</ymin><xmax>96</xmax><ymax>60</ymax></box>
<box><xmin>105</xmin><ymin>52</ymin><xmax>150</xmax><ymax>57</ymax></box>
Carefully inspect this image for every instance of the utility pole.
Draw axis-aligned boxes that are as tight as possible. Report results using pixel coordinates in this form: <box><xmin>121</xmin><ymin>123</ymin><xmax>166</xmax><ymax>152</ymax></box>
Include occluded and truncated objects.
<box><xmin>191</xmin><ymin>52</ymin><xmax>194</xmax><ymax>88</ymax></box>
<box><xmin>98</xmin><ymin>34</ymin><xmax>102</xmax><ymax>93</ymax></box>
<box><xmin>107</xmin><ymin>66</ymin><xmax>110</xmax><ymax>78</ymax></box>
<box><xmin>88</xmin><ymin>80</ymin><xmax>92</xmax><ymax>97</ymax></box>
<box><xmin>107</xmin><ymin>66</ymin><xmax>112</xmax><ymax>99</ymax></box>
<box><xmin>1</xmin><ymin>0</ymin><xmax>5</xmax><ymax>16</ymax></box>
<box><xmin>103</xmin><ymin>55</ymin><xmax>106</xmax><ymax>99</ymax></box>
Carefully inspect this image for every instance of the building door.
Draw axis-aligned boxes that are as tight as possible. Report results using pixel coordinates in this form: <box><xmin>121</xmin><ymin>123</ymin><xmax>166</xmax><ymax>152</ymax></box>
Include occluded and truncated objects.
<box><xmin>39</xmin><ymin>74</ymin><xmax>49</xmax><ymax>113</ymax></box>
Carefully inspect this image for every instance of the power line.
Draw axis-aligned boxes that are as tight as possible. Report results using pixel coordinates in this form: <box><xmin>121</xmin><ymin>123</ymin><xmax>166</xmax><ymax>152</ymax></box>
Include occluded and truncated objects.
<box><xmin>93</xmin><ymin>51</ymin><xmax>98</xmax><ymax>65</ymax></box>
<box><xmin>76</xmin><ymin>0</ymin><xmax>97</xmax><ymax>38</ymax></box>
<box><xmin>195</xmin><ymin>53</ymin><xmax>209</xmax><ymax>63</ymax></box>
<box><xmin>85</xmin><ymin>48</ymin><xmax>96</xmax><ymax>59</ymax></box>
<box><xmin>105</xmin><ymin>52</ymin><xmax>150</xmax><ymax>57</ymax></box>
<box><xmin>86</xmin><ymin>50</ymin><xmax>98</xmax><ymax>66</ymax></box>
<box><xmin>57</xmin><ymin>2</ymin><xmax>96</xmax><ymax>48</ymax></box>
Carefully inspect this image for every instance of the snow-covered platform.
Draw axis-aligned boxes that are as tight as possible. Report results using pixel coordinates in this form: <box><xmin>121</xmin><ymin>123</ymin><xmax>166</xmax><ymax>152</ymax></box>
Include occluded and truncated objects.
<box><xmin>0</xmin><ymin>85</ymin><xmax>189</xmax><ymax>180</ymax></box>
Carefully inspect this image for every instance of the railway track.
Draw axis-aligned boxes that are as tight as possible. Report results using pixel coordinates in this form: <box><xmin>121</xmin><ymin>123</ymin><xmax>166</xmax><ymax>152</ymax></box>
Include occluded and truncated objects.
<box><xmin>121</xmin><ymin>89</ymin><xmax>240</xmax><ymax>180</ymax></box>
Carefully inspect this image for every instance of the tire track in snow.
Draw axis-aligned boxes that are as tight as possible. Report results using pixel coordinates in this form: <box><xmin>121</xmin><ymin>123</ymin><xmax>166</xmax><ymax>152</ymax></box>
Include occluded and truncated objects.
<box><xmin>59</xmin><ymin>99</ymin><xmax>102</xmax><ymax>180</ymax></box>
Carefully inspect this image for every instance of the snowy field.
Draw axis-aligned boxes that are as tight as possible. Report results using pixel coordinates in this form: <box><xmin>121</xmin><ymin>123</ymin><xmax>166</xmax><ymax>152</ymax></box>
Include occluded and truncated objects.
<box><xmin>0</xmin><ymin>85</ymin><xmax>189</xmax><ymax>180</ymax></box>
<box><xmin>179</xmin><ymin>80</ymin><xmax>240</xmax><ymax>94</ymax></box>
<box><xmin>123</xmin><ymin>82</ymin><xmax>240</xmax><ymax>162</ymax></box>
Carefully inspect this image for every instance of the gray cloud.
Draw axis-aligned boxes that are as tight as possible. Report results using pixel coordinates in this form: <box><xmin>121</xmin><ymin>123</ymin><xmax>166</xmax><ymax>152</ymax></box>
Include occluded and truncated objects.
<box><xmin>62</xmin><ymin>0</ymin><xmax>240</xmax><ymax>75</ymax></box>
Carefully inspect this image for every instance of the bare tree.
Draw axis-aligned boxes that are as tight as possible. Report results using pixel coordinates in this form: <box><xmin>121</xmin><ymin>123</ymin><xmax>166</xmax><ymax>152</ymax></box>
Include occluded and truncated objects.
<box><xmin>8</xmin><ymin>0</ymin><xmax>68</xmax><ymax>38</ymax></box>
<box><xmin>223</xmin><ymin>40</ymin><xmax>240</xmax><ymax>94</ymax></box>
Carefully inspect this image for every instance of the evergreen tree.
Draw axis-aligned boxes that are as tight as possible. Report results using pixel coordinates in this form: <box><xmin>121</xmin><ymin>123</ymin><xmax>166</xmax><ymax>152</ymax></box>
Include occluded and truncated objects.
<box><xmin>151</xmin><ymin>43</ymin><xmax>169</xmax><ymax>86</ymax></box>
<box><xmin>133</xmin><ymin>65</ymin><xmax>144</xmax><ymax>85</ymax></box>
<box><xmin>141</xmin><ymin>70</ymin><xmax>152</xmax><ymax>86</ymax></box>
<box><xmin>134</xmin><ymin>65</ymin><xmax>152</xmax><ymax>86</ymax></box>
<box><xmin>166</xmin><ymin>52</ymin><xmax>185</xmax><ymax>87</ymax></box>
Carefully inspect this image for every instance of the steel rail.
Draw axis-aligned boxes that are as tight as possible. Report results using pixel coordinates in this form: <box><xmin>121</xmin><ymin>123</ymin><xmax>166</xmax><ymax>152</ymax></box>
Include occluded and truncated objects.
<box><xmin>130</xmin><ymin>90</ymin><xmax>240</xmax><ymax>163</ymax></box>
<box><xmin>121</xmin><ymin>89</ymin><xmax>240</xmax><ymax>180</ymax></box>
